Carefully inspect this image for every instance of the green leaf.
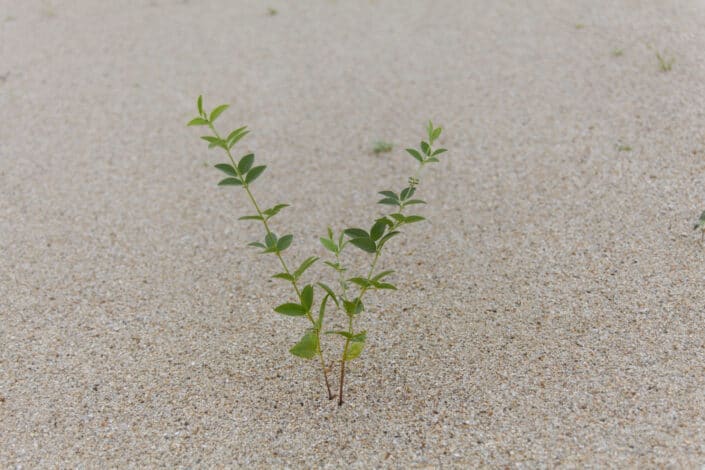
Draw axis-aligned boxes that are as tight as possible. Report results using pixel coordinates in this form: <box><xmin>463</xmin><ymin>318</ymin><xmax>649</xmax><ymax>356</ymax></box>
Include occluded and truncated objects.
<box><xmin>289</xmin><ymin>330</ymin><xmax>318</xmax><ymax>359</ymax></box>
<box><xmin>301</xmin><ymin>284</ymin><xmax>314</xmax><ymax>311</ymax></box>
<box><xmin>265</xmin><ymin>232</ymin><xmax>278</xmax><ymax>248</ymax></box>
<box><xmin>317</xmin><ymin>294</ymin><xmax>331</xmax><ymax>327</ymax></box>
<box><xmin>349</xmin><ymin>238</ymin><xmax>376</xmax><ymax>253</ymax></box>
<box><xmin>272</xmin><ymin>272</ymin><xmax>295</xmax><ymax>282</ymax></box>
<box><xmin>276</xmin><ymin>234</ymin><xmax>293</xmax><ymax>252</ymax></box>
<box><xmin>343</xmin><ymin>298</ymin><xmax>364</xmax><ymax>316</ymax></box>
<box><xmin>209</xmin><ymin>104</ymin><xmax>229</xmax><ymax>122</ymax></box>
<box><xmin>427</xmin><ymin>120</ymin><xmax>434</xmax><ymax>140</ymax></box>
<box><xmin>218</xmin><ymin>177</ymin><xmax>242</xmax><ymax>186</ymax></box>
<box><xmin>378</xmin><ymin>198</ymin><xmax>400</xmax><ymax>206</ymax></box>
<box><xmin>370</xmin><ymin>219</ymin><xmax>388</xmax><ymax>241</ymax></box>
<box><xmin>426</xmin><ymin>157</ymin><xmax>440</xmax><ymax>163</ymax></box>
<box><xmin>404</xmin><ymin>199</ymin><xmax>426</xmax><ymax>205</ymax></box>
<box><xmin>262</xmin><ymin>203</ymin><xmax>289</xmax><ymax>219</ymax></box>
<box><xmin>316</xmin><ymin>282</ymin><xmax>339</xmax><ymax>307</ymax></box>
<box><xmin>372</xmin><ymin>270</ymin><xmax>394</xmax><ymax>282</ymax></box>
<box><xmin>228</xmin><ymin>130</ymin><xmax>250</xmax><ymax>148</ymax></box>
<box><xmin>214</xmin><ymin>163</ymin><xmax>238</xmax><ymax>176</ymax></box>
<box><xmin>420</xmin><ymin>141</ymin><xmax>430</xmax><ymax>156</ymax></box>
<box><xmin>320</xmin><ymin>237</ymin><xmax>338</xmax><ymax>253</ymax></box>
<box><xmin>373</xmin><ymin>281</ymin><xmax>397</xmax><ymax>290</ymax></box>
<box><xmin>227</xmin><ymin>126</ymin><xmax>248</xmax><ymax>145</ymax></box>
<box><xmin>378</xmin><ymin>191</ymin><xmax>398</xmax><ymax>200</ymax></box>
<box><xmin>432</xmin><ymin>127</ymin><xmax>442</xmax><ymax>141</ymax></box>
<box><xmin>325</xmin><ymin>330</ymin><xmax>354</xmax><ymax>339</ymax></box>
<box><xmin>344</xmin><ymin>228</ymin><xmax>369</xmax><ymax>239</ymax></box>
<box><xmin>248</xmin><ymin>241</ymin><xmax>265</xmax><ymax>249</ymax></box>
<box><xmin>323</xmin><ymin>261</ymin><xmax>345</xmax><ymax>272</ymax></box>
<box><xmin>400</xmin><ymin>186</ymin><xmax>416</xmax><ymax>201</ymax></box>
<box><xmin>238</xmin><ymin>214</ymin><xmax>263</xmax><ymax>221</ymax></box>
<box><xmin>245</xmin><ymin>165</ymin><xmax>266</xmax><ymax>184</ymax></box>
<box><xmin>348</xmin><ymin>277</ymin><xmax>372</xmax><ymax>288</ymax></box>
<box><xmin>432</xmin><ymin>148</ymin><xmax>447</xmax><ymax>156</ymax></box>
<box><xmin>188</xmin><ymin>117</ymin><xmax>209</xmax><ymax>126</ymax></box>
<box><xmin>294</xmin><ymin>256</ymin><xmax>319</xmax><ymax>279</ymax></box>
<box><xmin>404</xmin><ymin>215</ymin><xmax>426</xmax><ymax>224</ymax></box>
<box><xmin>344</xmin><ymin>341</ymin><xmax>365</xmax><ymax>361</ymax></box>
<box><xmin>238</xmin><ymin>153</ymin><xmax>255</xmax><ymax>174</ymax></box>
<box><xmin>406</xmin><ymin>148</ymin><xmax>423</xmax><ymax>163</ymax></box>
<box><xmin>378</xmin><ymin>231</ymin><xmax>400</xmax><ymax>247</ymax></box>
<box><xmin>197</xmin><ymin>95</ymin><xmax>204</xmax><ymax>116</ymax></box>
<box><xmin>274</xmin><ymin>303</ymin><xmax>307</xmax><ymax>316</ymax></box>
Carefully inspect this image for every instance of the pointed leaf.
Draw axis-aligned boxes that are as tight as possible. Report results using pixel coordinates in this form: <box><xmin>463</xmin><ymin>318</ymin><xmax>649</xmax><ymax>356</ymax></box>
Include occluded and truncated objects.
<box><xmin>265</xmin><ymin>232</ymin><xmax>278</xmax><ymax>248</ymax></box>
<box><xmin>325</xmin><ymin>330</ymin><xmax>354</xmax><ymax>339</ymax></box>
<box><xmin>238</xmin><ymin>153</ymin><xmax>255</xmax><ymax>174</ymax></box>
<box><xmin>343</xmin><ymin>298</ymin><xmax>364</xmax><ymax>316</ymax></box>
<box><xmin>406</xmin><ymin>148</ymin><xmax>423</xmax><ymax>163</ymax></box>
<box><xmin>404</xmin><ymin>199</ymin><xmax>426</xmax><ymax>205</ymax></box>
<box><xmin>227</xmin><ymin>126</ymin><xmax>248</xmax><ymax>144</ymax></box>
<box><xmin>378</xmin><ymin>191</ymin><xmax>399</xmax><ymax>200</ymax></box>
<box><xmin>372</xmin><ymin>270</ymin><xmax>395</xmax><ymax>282</ymax></box>
<box><xmin>426</xmin><ymin>157</ymin><xmax>440</xmax><ymax>163</ymax></box>
<box><xmin>245</xmin><ymin>165</ymin><xmax>266</xmax><ymax>184</ymax></box>
<box><xmin>301</xmin><ymin>284</ymin><xmax>314</xmax><ymax>311</ymax></box>
<box><xmin>274</xmin><ymin>303</ymin><xmax>307</xmax><ymax>316</ymax></box>
<box><xmin>214</xmin><ymin>163</ymin><xmax>238</xmax><ymax>176</ymax></box>
<box><xmin>370</xmin><ymin>219</ymin><xmax>388</xmax><ymax>241</ymax></box>
<box><xmin>262</xmin><ymin>203</ymin><xmax>289</xmax><ymax>219</ymax></box>
<box><xmin>344</xmin><ymin>228</ymin><xmax>369</xmax><ymax>239</ymax></box>
<box><xmin>316</xmin><ymin>282</ymin><xmax>339</xmax><ymax>307</ymax></box>
<box><xmin>374</xmin><ymin>281</ymin><xmax>397</xmax><ymax>290</ymax></box>
<box><xmin>378</xmin><ymin>231</ymin><xmax>400</xmax><ymax>247</ymax></box>
<box><xmin>400</xmin><ymin>186</ymin><xmax>416</xmax><ymax>201</ymax></box>
<box><xmin>277</xmin><ymin>234</ymin><xmax>293</xmax><ymax>252</ymax></box>
<box><xmin>404</xmin><ymin>215</ymin><xmax>426</xmax><ymax>224</ymax></box>
<box><xmin>289</xmin><ymin>330</ymin><xmax>318</xmax><ymax>359</ymax></box>
<box><xmin>378</xmin><ymin>198</ymin><xmax>400</xmax><ymax>206</ymax></box>
<box><xmin>218</xmin><ymin>177</ymin><xmax>242</xmax><ymax>186</ymax></box>
<box><xmin>317</xmin><ymin>294</ymin><xmax>331</xmax><ymax>327</ymax></box>
<box><xmin>188</xmin><ymin>117</ymin><xmax>209</xmax><ymax>126</ymax></box>
<box><xmin>349</xmin><ymin>237</ymin><xmax>376</xmax><ymax>253</ymax></box>
<box><xmin>197</xmin><ymin>95</ymin><xmax>204</xmax><ymax>115</ymax></box>
<box><xmin>420</xmin><ymin>141</ymin><xmax>431</xmax><ymax>156</ymax></box>
<box><xmin>348</xmin><ymin>277</ymin><xmax>373</xmax><ymax>288</ymax></box>
<box><xmin>320</xmin><ymin>237</ymin><xmax>338</xmax><ymax>253</ymax></box>
<box><xmin>209</xmin><ymin>104</ymin><xmax>229</xmax><ymax>122</ymax></box>
<box><xmin>323</xmin><ymin>261</ymin><xmax>345</xmax><ymax>272</ymax></box>
<box><xmin>272</xmin><ymin>272</ymin><xmax>295</xmax><ymax>282</ymax></box>
<box><xmin>238</xmin><ymin>214</ymin><xmax>263</xmax><ymax>221</ymax></box>
<box><xmin>432</xmin><ymin>127</ymin><xmax>442</xmax><ymax>141</ymax></box>
<box><xmin>294</xmin><ymin>256</ymin><xmax>319</xmax><ymax>279</ymax></box>
<box><xmin>248</xmin><ymin>241</ymin><xmax>265</xmax><ymax>249</ymax></box>
<box><xmin>432</xmin><ymin>148</ymin><xmax>447</xmax><ymax>156</ymax></box>
<box><xmin>228</xmin><ymin>130</ymin><xmax>250</xmax><ymax>148</ymax></box>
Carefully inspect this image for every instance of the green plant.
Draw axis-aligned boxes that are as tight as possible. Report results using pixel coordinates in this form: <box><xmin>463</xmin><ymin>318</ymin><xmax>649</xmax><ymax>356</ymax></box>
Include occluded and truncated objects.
<box><xmin>695</xmin><ymin>210</ymin><xmax>705</xmax><ymax>242</ymax></box>
<box><xmin>187</xmin><ymin>96</ymin><xmax>446</xmax><ymax>405</ymax></box>
<box><xmin>611</xmin><ymin>48</ymin><xmax>624</xmax><ymax>57</ymax></box>
<box><xmin>656</xmin><ymin>51</ymin><xmax>674</xmax><ymax>72</ymax></box>
<box><xmin>615</xmin><ymin>143</ymin><xmax>632</xmax><ymax>152</ymax></box>
<box><xmin>372</xmin><ymin>140</ymin><xmax>393</xmax><ymax>155</ymax></box>
<box><xmin>267</xmin><ymin>7</ymin><xmax>278</xmax><ymax>16</ymax></box>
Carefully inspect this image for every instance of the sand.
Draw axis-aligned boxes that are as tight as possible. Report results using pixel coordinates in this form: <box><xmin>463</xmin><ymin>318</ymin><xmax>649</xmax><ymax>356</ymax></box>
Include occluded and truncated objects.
<box><xmin>2</xmin><ymin>0</ymin><xmax>705</xmax><ymax>467</ymax></box>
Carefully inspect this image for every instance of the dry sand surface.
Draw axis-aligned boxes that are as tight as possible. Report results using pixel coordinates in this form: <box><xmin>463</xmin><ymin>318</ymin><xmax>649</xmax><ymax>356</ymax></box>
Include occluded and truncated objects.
<box><xmin>2</xmin><ymin>0</ymin><xmax>705</xmax><ymax>467</ymax></box>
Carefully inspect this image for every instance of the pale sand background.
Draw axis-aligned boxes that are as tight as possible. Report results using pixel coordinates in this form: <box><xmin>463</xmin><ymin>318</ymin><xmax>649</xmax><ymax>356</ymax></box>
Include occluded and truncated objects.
<box><xmin>2</xmin><ymin>0</ymin><xmax>705</xmax><ymax>467</ymax></box>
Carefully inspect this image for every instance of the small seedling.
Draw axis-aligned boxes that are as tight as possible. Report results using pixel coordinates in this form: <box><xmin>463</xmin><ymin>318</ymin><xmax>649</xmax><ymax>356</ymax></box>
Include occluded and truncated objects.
<box><xmin>575</xmin><ymin>23</ymin><xmax>585</xmax><ymax>29</ymax></box>
<box><xmin>655</xmin><ymin>51</ymin><xmax>674</xmax><ymax>72</ymax></box>
<box><xmin>188</xmin><ymin>96</ymin><xmax>446</xmax><ymax>405</ymax></box>
<box><xmin>611</xmin><ymin>48</ymin><xmax>624</xmax><ymax>57</ymax></box>
<box><xmin>267</xmin><ymin>7</ymin><xmax>278</xmax><ymax>16</ymax></box>
<box><xmin>372</xmin><ymin>140</ymin><xmax>393</xmax><ymax>155</ymax></box>
<box><xmin>616</xmin><ymin>143</ymin><xmax>632</xmax><ymax>152</ymax></box>
<box><xmin>694</xmin><ymin>210</ymin><xmax>705</xmax><ymax>242</ymax></box>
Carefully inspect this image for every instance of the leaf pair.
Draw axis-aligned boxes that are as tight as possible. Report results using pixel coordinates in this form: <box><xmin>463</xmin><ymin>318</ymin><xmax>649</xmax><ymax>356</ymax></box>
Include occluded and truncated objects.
<box><xmin>274</xmin><ymin>284</ymin><xmax>314</xmax><ymax>317</ymax></box>
<box><xmin>240</xmin><ymin>203</ymin><xmax>289</xmax><ymax>222</ymax></box>
<box><xmin>325</xmin><ymin>330</ymin><xmax>367</xmax><ymax>361</ymax></box>
<box><xmin>249</xmin><ymin>232</ymin><xmax>293</xmax><ymax>253</ymax></box>
<box><xmin>378</xmin><ymin>189</ymin><xmax>426</xmax><ymax>208</ymax></box>
<box><xmin>405</xmin><ymin>121</ymin><xmax>446</xmax><ymax>165</ymax></box>
<box><xmin>187</xmin><ymin>96</ymin><xmax>229</xmax><ymax>126</ymax></box>
<box><xmin>319</xmin><ymin>226</ymin><xmax>346</xmax><ymax>255</ymax></box>
<box><xmin>272</xmin><ymin>256</ymin><xmax>318</xmax><ymax>283</ymax></box>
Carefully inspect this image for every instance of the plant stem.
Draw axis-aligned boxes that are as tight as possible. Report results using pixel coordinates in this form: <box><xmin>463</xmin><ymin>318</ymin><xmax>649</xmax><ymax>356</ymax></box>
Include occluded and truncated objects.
<box><xmin>209</xmin><ymin>123</ymin><xmax>334</xmax><ymax>400</ymax></box>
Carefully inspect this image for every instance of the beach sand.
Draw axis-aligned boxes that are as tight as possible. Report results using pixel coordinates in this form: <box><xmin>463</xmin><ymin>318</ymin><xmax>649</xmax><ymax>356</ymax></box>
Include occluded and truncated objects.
<box><xmin>2</xmin><ymin>0</ymin><xmax>705</xmax><ymax>466</ymax></box>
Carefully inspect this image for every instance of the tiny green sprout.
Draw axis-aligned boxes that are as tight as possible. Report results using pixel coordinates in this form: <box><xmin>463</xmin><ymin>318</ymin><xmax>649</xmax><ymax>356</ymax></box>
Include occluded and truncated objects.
<box><xmin>575</xmin><ymin>23</ymin><xmax>585</xmax><ymax>29</ymax></box>
<box><xmin>656</xmin><ymin>51</ymin><xmax>674</xmax><ymax>72</ymax></box>
<box><xmin>267</xmin><ymin>7</ymin><xmax>278</xmax><ymax>15</ymax></box>
<box><xmin>372</xmin><ymin>140</ymin><xmax>393</xmax><ymax>155</ymax></box>
<box><xmin>616</xmin><ymin>143</ymin><xmax>632</xmax><ymax>152</ymax></box>
<box><xmin>694</xmin><ymin>210</ymin><xmax>705</xmax><ymax>242</ymax></box>
<box><xmin>612</xmin><ymin>48</ymin><xmax>624</xmax><ymax>57</ymax></box>
<box><xmin>188</xmin><ymin>96</ymin><xmax>446</xmax><ymax>405</ymax></box>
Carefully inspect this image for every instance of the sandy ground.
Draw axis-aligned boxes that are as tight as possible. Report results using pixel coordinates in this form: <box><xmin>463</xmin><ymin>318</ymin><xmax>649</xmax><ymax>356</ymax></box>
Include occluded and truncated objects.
<box><xmin>2</xmin><ymin>0</ymin><xmax>705</xmax><ymax>467</ymax></box>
